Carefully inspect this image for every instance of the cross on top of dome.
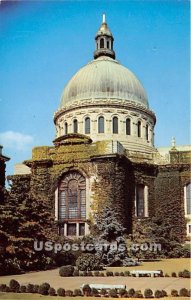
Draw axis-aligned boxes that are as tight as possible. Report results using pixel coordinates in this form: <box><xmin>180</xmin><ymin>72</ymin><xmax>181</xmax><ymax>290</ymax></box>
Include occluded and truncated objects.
<box><xmin>94</xmin><ymin>14</ymin><xmax>115</xmax><ymax>59</ymax></box>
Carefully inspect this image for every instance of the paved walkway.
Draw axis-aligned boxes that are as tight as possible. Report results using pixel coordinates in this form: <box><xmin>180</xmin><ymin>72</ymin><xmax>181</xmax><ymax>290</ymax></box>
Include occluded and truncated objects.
<box><xmin>0</xmin><ymin>269</ymin><xmax>190</xmax><ymax>292</ymax></box>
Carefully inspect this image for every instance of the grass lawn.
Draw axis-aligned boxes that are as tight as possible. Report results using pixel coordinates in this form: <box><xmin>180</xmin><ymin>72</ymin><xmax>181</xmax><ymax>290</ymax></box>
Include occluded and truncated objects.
<box><xmin>106</xmin><ymin>258</ymin><xmax>190</xmax><ymax>274</ymax></box>
<box><xmin>0</xmin><ymin>293</ymin><xmax>189</xmax><ymax>300</ymax></box>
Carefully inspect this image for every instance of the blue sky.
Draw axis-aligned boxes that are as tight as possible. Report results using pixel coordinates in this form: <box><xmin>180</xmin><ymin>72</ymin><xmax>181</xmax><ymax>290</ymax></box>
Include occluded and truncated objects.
<box><xmin>0</xmin><ymin>0</ymin><xmax>190</xmax><ymax>175</ymax></box>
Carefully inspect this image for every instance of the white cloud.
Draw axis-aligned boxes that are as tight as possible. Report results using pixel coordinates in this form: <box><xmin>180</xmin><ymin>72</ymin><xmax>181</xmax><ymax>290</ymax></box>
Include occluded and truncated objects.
<box><xmin>0</xmin><ymin>131</ymin><xmax>34</xmax><ymax>151</ymax></box>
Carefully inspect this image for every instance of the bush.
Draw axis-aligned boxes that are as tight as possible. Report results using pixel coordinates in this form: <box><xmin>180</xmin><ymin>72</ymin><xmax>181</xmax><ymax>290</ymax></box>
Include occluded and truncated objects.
<box><xmin>49</xmin><ymin>287</ymin><xmax>56</xmax><ymax>296</ymax></box>
<box><xmin>119</xmin><ymin>272</ymin><xmax>124</xmax><ymax>276</ymax></box>
<box><xmin>124</xmin><ymin>271</ymin><xmax>130</xmax><ymax>276</ymax></box>
<box><xmin>144</xmin><ymin>288</ymin><xmax>153</xmax><ymax>298</ymax></box>
<box><xmin>134</xmin><ymin>290</ymin><xmax>143</xmax><ymax>298</ymax></box>
<box><xmin>179</xmin><ymin>288</ymin><xmax>189</xmax><ymax>297</ymax></box>
<box><xmin>178</xmin><ymin>271</ymin><xmax>183</xmax><ymax>277</ymax></box>
<box><xmin>38</xmin><ymin>283</ymin><xmax>50</xmax><ymax>295</ymax></box>
<box><xmin>109</xmin><ymin>289</ymin><xmax>118</xmax><ymax>298</ymax></box>
<box><xmin>87</xmin><ymin>271</ymin><xmax>93</xmax><ymax>276</ymax></box>
<box><xmin>20</xmin><ymin>285</ymin><xmax>26</xmax><ymax>293</ymax></box>
<box><xmin>59</xmin><ymin>265</ymin><xmax>74</xmax><ymax>277</ymax></box>
<box><xmin>33</xmin><ymin>284</ymin><xmax>39</xmax><ymax>293</ymax></box>
<box><xmin>91</xmin><ymin>288</ymin><xmax>99</xmax><ymax>296</ymax></box>
<box><xmin>76</xmin><ymin>253</ymin><xmax>101</xmax><ymax>271</ymax></box>
<box><xmin>57</xmin><ymin>288</ymin><xmax>65</xmax><ymax>297</ymax></box>
<box><xmin>119</xmin><ymin>288</ymin><xmax>127</xmax><ymax>297</ymax></box>
<box><xmin>26</xmin><ymin>283</ymin><xmax>34</xmax><ymax>293</ymax></box>
<box><xmin>114</xmin><ymin>271</ymin><xmax>119</xmax><ymax>276</ymax></box>
<box><xmin>5</xmin><ymin>286</ymin><xmax>10</xmax><ymax>292</ymax></box>
<box><xmin>0</xmin><ymin>284</ymin><xmax>7</xmax><ymax>292</ymax></box>
<box><xmin>154</xmin><ymin>290</ymin><xmax>163</xmax><ymax>298</ymax></box>
<box><xmin>73</xmin><ymin>269</ymin><xmax>79</xmax><ymax>276</ymax></box>
<box><xmin>172</xmin><ymin>272</ymin><xmax>177</xmax><ymax>277</ymax></box>
<box><xmin>100</xmin><ymin>288</ymin><xmax>107</xmax><ymax>296</ymax></box>
<box><xmin>164</xmin><ymin>273</ymin><xmax>169</xmax><ymax>277</ymax></box>
<box><xmin>65</xmin><ymin>290</ymin><xmax>73</xmax><ymax>296</ymax></box>
<box><xmin>171</xmin><ymin>289</ymin><xmax>179</xmax><ymax>297</ymax></box>
<box><xmin>74</xmin><ymin>289</ymin><xmax>82</xmax><ymax>296</ymax></box>
<box><xmin>106</xmin><ymin>271</ymin><xmax>113</xmax><ymax>276</ymax></box>
<box><xmin>128</xmin><ymin>288</ymin><xmax>135</xmax><ymax>297</ymax></box>
<box><xmin>94</xmin><ymin>271</ymin><xmax>100</xmax><ymax>276</ymax></box>
<box><xmin>55</xmin><ymin>251</ymin><xmax>75</xmax><ymax>267</ymax></box>
<box><xmin>100</xmin><ymin>272</ymin><xmax>105</xmax><ymax>277</ymax></box>
<box><xmin>83</xmin><ymin>271</ymin><xmax>88</xmax><ymax>276</ymax></box>
<box><xmin>82</xmin><ymin>284</ymin><xmax>91</xmax><ymax>296</ymax></box>
<box><xmin>9</xmin><ymin>279</ymin><xmax>20</xmax><ymax>293</ymax></box>
<box><xmin>161</xmin><ymin>290</ymin><xmax>167</xmax><ymax>297</ymax></box>
<box><xmin>182</xmin><ymin>269</ymin><xmax>190</xmax><ymax>278</ymax></box>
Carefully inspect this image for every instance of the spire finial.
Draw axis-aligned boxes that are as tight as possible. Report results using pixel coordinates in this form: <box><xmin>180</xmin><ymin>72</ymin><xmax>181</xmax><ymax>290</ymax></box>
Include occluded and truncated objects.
<box><xmin>171</xmin><ymin>136</ymin><xmax>176</xmax><ymax>148</ymax></box>
<box><xmin>102</xmin><ymin>13</ymin><xmax>106</xmax><ymax>23</ymax></box>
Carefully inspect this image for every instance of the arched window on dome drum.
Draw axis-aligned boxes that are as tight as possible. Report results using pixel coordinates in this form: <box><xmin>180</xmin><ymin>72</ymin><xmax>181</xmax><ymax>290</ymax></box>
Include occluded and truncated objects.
<box><xmin>146</xmin><ymin>124</ymin><xmax>149</xmax><ymax>141</ymax></box>
<box><xmin>107</xmin><ymin>41</ymin><xmax>109</xmax><ymax>49</ymax></box>
<box><xmin>98</xmin><ymin>116</ymin><xmax>104</xmax><ymax>133</ymax></box>
<box><xmin>126</xmin><ymin>118</ymin><xmax>131</xmax><ymax>135</ymax></box>
<box><xmin>64</xmin><ymin>122</ymin><xmax>68</xmax><ymax>135</ymax></box>
<box><xmin>58</xmin><ymin>172</ymin><xmax>86</xmax><ymax>236</ymax></box>
<box><xmin>85</xmin><ymin>117</ymin><xmax>90</xmax><ymax>134</ymax></box>
<box><xmin>113</xmin><ymin>117</ymin><xmax>118</xmax><ymax>134</ymax></box>
<box><xmin>137</xmin><ymin>121</ymin><xmax>141</xmax><ymax>137</ymax></box>
<box><xmin>100</xmin><ymin>38</ymin><xmax>104</xmax><ymax>48</ymax></box>
<box><xmin>73</xmin><ymin>119</ymin><xmax>78</xmax><ymax>133</ymax></box>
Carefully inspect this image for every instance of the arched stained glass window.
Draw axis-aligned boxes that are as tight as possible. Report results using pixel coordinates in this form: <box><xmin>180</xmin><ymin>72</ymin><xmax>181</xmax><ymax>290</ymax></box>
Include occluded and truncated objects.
<box><xmin>126</xmin><ymin>118</ymin><xmax>131</xmax><ymax>135</ymax></box>
<box><xmin>85</xmin><ymin>117</ymin><xmax>90</xmax><ymax>134</ymax></box>
<box><xmin>100</xmin><ymin>38</ymin><xmax>104</xmax><ymax>48</ymax></box>
<box><xmin>113</xmin><ymin>117</ymin><xmax>118</xmax><ymax>134</ymax></box>
<box><xmin>98</xmin><ymin>116</ymin><xmax>104</xmax><ymax>133</ymax></box>
<box><xmin>73</xmin><ymin>119</ymin><xmax>78</xmax><ymax>133</ymax></box>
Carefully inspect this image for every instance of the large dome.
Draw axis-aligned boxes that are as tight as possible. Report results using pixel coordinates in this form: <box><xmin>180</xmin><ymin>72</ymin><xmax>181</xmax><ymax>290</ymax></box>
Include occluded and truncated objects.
<box><xmin>60</xmin><ymin>56</ymin><xmax>149</xmax><ymax>108</ymax></box>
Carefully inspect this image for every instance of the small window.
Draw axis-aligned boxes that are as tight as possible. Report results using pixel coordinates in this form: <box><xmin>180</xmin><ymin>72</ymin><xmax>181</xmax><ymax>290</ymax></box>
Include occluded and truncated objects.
<box><xmin>146</xmin><ymin>124</ymin><xmax>149</xmax><ymax>141</ymax></box>
<box><xmin>107</xmin><ymin>41</ymin><xmax>109</xmax><ymax>49</ymax></box>
<box><xmin>189</xmin><ymin>224</ymin><xmax>191</xmax><ymax>234</ymax></box>
<box><xmin>85</xmin><ymin>117</ymin><xmax>90</xmax><ymax>134</ymax></box>
<box><xmin>98</xmin><ymin>116</ymin><xmax>104</xmax><ymax>133</ymax></box>
<box><xmin>79</xmin><ymin>223</ymin><xmax>85</xmax><ymax>236</ymax></box>
<box><xmin>113</xmin><ymin>117</ymin><xmax>118</xmax><ymax>134</ymax></box>
<box><xmin>67</xmin><ymin>224</ymin><xmax>76</xmax><ymax>236</ymax></box>
<box><xmin>73</xmin><ymin>119</ymin><xmax>78</xmax><ymax>133</ymax></box>
<box><xmin>100</xmin><ymin>38</ymin><xmax>104</xmax><ymax>48</ymax></box>
<box><xmin>126</xmin><ymin>118</ymin><xmax>131</xmax><ymax>135</ymax></box>
<box><xmin>64</xmin><ymin>122</ymin><xmax>68</xmax><ymax>135</ymax></box>
<box><xmin>137</xmin><ymin>121</ymin><xmax>141</xmax><ymax>137</ymax></box>
<box><xmin>186</xmin><ymin>183</ymin><xmax>191</xmax><ymax>215</ymax></box>
<box><xmin>136</xmin><ymin>184</ymin><xmax>145</xmax><ymax>218</ymax></box>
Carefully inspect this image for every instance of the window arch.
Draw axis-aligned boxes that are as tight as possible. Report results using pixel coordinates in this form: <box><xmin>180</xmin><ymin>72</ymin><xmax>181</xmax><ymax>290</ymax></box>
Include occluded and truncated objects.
<box><xmin>98</xmin><ymin>116</ymin><xmax>104</xmax><ymax>133</ymax></box>
<box><xmin>73</xmin><ymin>119</ymin><xmax>78</xmax><ymax>133</ymax></box>
<box><xmin>85</xmin><ymin>117</ymin><xmax>90</xmax><ymax>134</ymax></box>
<box><xmin>137</xmin><ymin>121</ymin><xmax>141</xmax><ymax>137</ymax></box>
<box><xmin>64</xmin><ymin>122</ymin><xmax>68</xmax><ymax>135</ymax></box>
<box><xmin>100</xmin><ymin>38</ymin><xmax>104</xmax><ymax>48</ymax></box>
<box><xmin>113</xmin><ymin>117</ymin><xmax>118</xmax><ymax>134</ymax></box>
<box><xmin>146</xmin><ymin>124</ymin><xmax>149</xmax><ymax>141</ymax></box>
<box><xmin>126</xmin><ymin>118</ymin><xmax>131</xmax><ymax>135</ymax></box>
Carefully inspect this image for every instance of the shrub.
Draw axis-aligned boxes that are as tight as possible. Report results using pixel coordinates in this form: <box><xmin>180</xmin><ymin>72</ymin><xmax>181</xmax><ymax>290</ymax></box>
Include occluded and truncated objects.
<box><xmin>20</xmin><ymin>285</ymin><xmax>26</xmax><ymax>293</ymax></box>
<box><xmin>33</xmin><ymin>284</ymin><xmax>39</xmax><ymax>293</ymax></box>
<box><xmin>179</xmin><ymin>288</ymin><xmax>189</xmax><ymax>297</ymax></box>
<box><xmin>82</xmin><ymin>284</ymin><xmax>91</xmax><ymax>296</ymax></box>
<box><xmin>100</xmin><ymin>288</ymin><xmax>107</xmax><ymax>296</ymax></box>
<box><xmin>26</xmin><ymin>283</ymin><xmax>34</xmax><ymax>293</ymax></box>
<box><xmin>91</xmin><ymin>288</ymin><xmax>99</xmax><ymax>296</ymax></box>
<box><xmin>128</xmin><ymin>288</ymin><xmax>135</xmax><ymax>297</ymax></box>
<box><xmin>109</xmin><ymin>289</ymin><xmax>118</xmax><ymax>298</ymax></box>
<box><xmin>76</xmin><ymin>253</ymin><xmax>101</xmax><ymax>271</ymax></box>
<box><xmin>172</xmin><ymin>272</ymin><xmax>177</xmax><ymax>277</ymax></box>
<box><xmin>178</xmin><ymin>271</ymin><xmax>183</xmax><ymax>277</ymax></box>
<box><xmin>87</xmin><ymin>271</ymin><xmax>93</xmax><ymax>276</ymax></box>
<box><xmin>94</xmin><ymin>271</ymin><xmax>100</xmax><ymax>276</ymax></box>
<box><xmin>161</xmin><ymin>290</ymin><xmax>167</xmax><ymax>297</ymax></box>
<box><xmin>49</xmin><ymin>287</ymin><xmax>56</xmax><ymax>296</ymax></box>
<box><xmin>144</xmin><ymin>288</ymin><xmax>153</xmax><ymax>298</ymax></box>
<box><xmin>119</xmin><ymin>272</ymin><xmax>124</xmax><ymax>276</ymax></box>
<box><xmin>114</xmin><ymin>271</ymin><xmax>119</xmax><ymax>276</ymax></box>
<box><xmin>134</xmin><ymin>290</ymin><xmax>143</xmax><ymax>298</ymax></box>
<box><xmin>164</xmin><ymin>273</ymin><xmax>169</xmax><ymax>277</ymax></box>
<box><xmin>59</xmin><ymin>265</ymin><xmax>74</xmax><ymax>277</ymax></box>
<box><xmin>57</xmin><ymin>288</ymin><xmax>65</xmax><ymax>297</ymax></box>
<box><xmin>182</xmin><ymin>269</ymin><xmax>190</xmax><ymax>278</ymax></box>
<box><xmin>119</xmin><ymin>288</ymin><xmax>127</xmax><ymax>297</ymax></box>
<box><xmin>65</xmin><ymin>290</ymin><xmax>73</xmax><ymax>297</ymax></box>
<box><xmin>83</xmin><ymin>271</ymin><xmax>88</xmax><ymax>276</ymax></box>
<box><xmin>55</xmin><ymin>251</ymin><xmax>75</xmax><ymax>267</ymax></box>
<box><xmin>171</xmin><ymin>289</ymin><xmax>179</xmax><ymax>297</ymax></box>
<box><xmin>9</xmin><ymin>279</ymin><xmax>20</xmax><ymax>293</ymax></box>
<box><xmin>5</xmin><ymin>286</ymin><xmax>10</xmax><ymax>292</ymax></box>
<box><xmin>100</xmin><ymin>272</ymin><xmax>105</xmax><ymax>277</ymax></box>
<box><xmin>73</xmin><ymin>269</ymin><xmax>79</xmax><ymax>276</ymax></box>
<box><xmin>0</xmin><ymin>284</ymin><xmax>7</xmax><ymax>292</ymax></box>
<box><xmin>38</xmin><ymin>283</ymin><xmax>50</xmax><ymax>295</ymax></box>
<box><xmin>106</xmin><ymin>271</ymin><xmax>113</xmax><ymax>276</ymax></box>
<box><xmin>124</xmin><ymin>271</ymin><xmax>130</xmax><ymax>276</ymax></box>
<box><xmin>154</xmin><ymin>290</ymin><xmax>163</xmax><ymax>298</ymax></box>
<box><xmin>74</xmin><ymin>289</ymin><xmax>82</xmax><ymax>296</ymax></box>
